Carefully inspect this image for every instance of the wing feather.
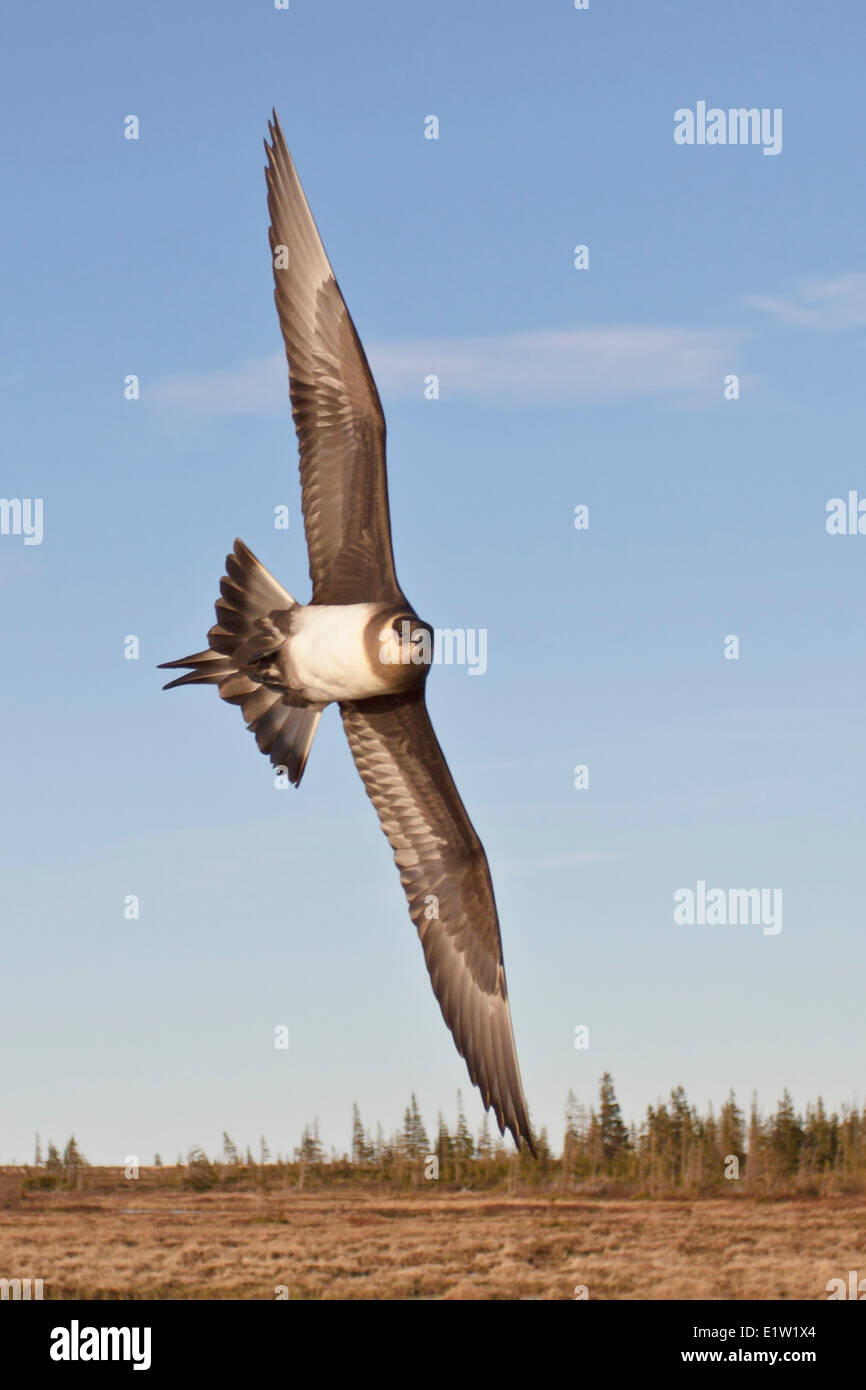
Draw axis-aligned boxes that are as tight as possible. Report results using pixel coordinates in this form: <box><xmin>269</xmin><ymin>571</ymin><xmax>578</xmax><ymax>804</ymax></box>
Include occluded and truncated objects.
<box><xmin>340</xmin><ymin>690</ymin><xmax>535</xmax><ymax>1153</ymax></box>
<box><xmin>265</xmin><ymin>114</ymin><xmax>404</xmax><ymax>606</ymax></box>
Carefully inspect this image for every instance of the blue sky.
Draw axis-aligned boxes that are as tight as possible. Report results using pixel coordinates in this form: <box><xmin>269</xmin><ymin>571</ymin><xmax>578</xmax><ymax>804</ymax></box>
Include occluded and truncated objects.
<box><xmin>2</xmin><ymin>0</ymin><xmax>865</xmax><ymax>1164</ymax></box>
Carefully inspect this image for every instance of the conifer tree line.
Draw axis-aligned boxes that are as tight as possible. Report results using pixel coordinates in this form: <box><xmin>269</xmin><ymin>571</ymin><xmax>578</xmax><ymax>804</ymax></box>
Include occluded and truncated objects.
<box><xmin>559</xmin><ymin>1077</ymin><xmax>866</xmax><ymax>1193</ymax></box>
<box><xmin>18</xmin><ymin>1077</ymin><xmax>866</xmax><ymax>1194</ymax></box>
<box><xmin>25</xmin><ymin>1134</ymin><xmax>87</xmax><ymax>1187</ymax></box>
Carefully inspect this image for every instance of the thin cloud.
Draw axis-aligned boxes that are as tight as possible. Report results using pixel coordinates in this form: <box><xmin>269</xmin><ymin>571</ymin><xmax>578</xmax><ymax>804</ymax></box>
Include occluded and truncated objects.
<box><xmin>747</xmin><ymin>274</ymin><xmax>866</xmax><ymax>330</ymax></box>
<box><xmin>153</xmin><ymin>352</ymin><xmax>287</xmax><ymax>415</ymax></box>
<box><xmin>151</xmin><ymin>325</ymin><xmax>739</xmax><ymax>415</ymax></box>
<box><xmin>369</xmin><ymin>327</ymin><xmax>735</xmax><ymax>402</ymax></box>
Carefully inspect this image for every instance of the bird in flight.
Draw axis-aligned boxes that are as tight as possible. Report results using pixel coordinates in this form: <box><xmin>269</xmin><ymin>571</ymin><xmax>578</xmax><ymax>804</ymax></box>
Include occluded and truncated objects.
<box><xmin>160</xmin><ymin>113</ymin><xmax>535</xmax><ymax>1155</ymax></box>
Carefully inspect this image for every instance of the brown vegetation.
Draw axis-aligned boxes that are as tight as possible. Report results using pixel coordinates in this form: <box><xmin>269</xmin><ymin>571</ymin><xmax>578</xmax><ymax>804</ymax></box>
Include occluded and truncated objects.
<box><xmin>1</xmin><ymin>1178</ymin><xmax>863</xmax><ymax>1300</ymax></box>
<box><xmin>5</xmin><ymin>1078</ymin><xmax>862</xmax><ymax>1299</ymax></box>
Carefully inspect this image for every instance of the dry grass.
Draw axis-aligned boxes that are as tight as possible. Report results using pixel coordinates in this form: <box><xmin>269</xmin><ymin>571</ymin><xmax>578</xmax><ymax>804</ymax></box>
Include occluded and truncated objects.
<box><xmin>2</xmin><ymin>1182</ymin><xmax>864</xmax><ymax>1299</ymax></box>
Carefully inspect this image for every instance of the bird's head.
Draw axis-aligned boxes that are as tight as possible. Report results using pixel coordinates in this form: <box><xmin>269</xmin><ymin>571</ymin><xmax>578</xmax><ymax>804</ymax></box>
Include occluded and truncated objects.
<box><xmin>376</xmin><ymin>611</ymin><xmax>434</xmax><ymax>682</ymax></box>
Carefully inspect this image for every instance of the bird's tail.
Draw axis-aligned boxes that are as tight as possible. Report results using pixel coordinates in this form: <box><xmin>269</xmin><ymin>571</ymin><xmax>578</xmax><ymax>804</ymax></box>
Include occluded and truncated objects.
<box><xmin>159</xmin><ymin>538</ymin><xmax>322</xmax><ymax>787</ymax></box>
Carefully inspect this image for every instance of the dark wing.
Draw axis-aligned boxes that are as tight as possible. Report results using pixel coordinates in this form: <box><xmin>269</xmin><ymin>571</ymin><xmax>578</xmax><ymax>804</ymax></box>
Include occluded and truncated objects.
<box><xmin>265</xmin><ymin>113</ymin><xmax>404</xmax><ymax>607</ymax></box>
<box><xmin>340</xmin><ymin>689</ymin><xmax>535</xmax><ymax>1154</ymax></box>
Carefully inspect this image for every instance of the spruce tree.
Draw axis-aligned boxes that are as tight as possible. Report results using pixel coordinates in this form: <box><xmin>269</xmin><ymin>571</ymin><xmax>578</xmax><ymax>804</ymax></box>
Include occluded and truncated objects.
<box><xmin>802</xmin><ymin>1097</ymin><xmax>835</xmax><ymax>1173</ymax></box>
<box><xmin>770</xmin><ymin>1090</ymin><xmax>804</xmax><ymax>1176</ymax></box>
<box><xmin>435</xmin><ymin>1112</ymin><xmax>453</xmax><ymax>1177</ymax></box>
<box><xmin>296</xmin><ymin>1120</ymin><xmax>324</xmax><ymax>1163</ymax></box>
<box><xmin>668</xmin><ymin>1086</ymin><xmax>694</xmax><ymax>1184</ymax></box>
<box><xmin>373</xmin><ymin>1122</ymin><xmax>385</xmax><ymax>1165</ymax></box>
<box><xmin>598</xmin><ymin>1073</ymin><xmax>629</xmax><ymax>1163</ymax></box>
<box><xmin>719</xmin><ymin>1090</ymin><xmax>745</xmax><ymax>1163</ymax></box>
<box><xmin>454</xmin><ymin>1091</ymin><xmax>474</xmax><ymax>1162</ymax></box>
<box><xmin>401</xmin><ymin>1094</ymin><xmax>429</xmax><ymax>1159</ymax></box>
<box><xmin>62</xmin><ymin>1136</ymin><xmax>85</xmax><ymax>1170</ymax></box>
<box><xmin>477</xmin><ymin>1114</ymin><xmax>493</xmax><ymax>1161</ymax></box>
<box><xmin>745</xmin><ymin>1094</ymin><xmax>764</xmax><ymax>1188</ymax></box>
<box><xmin>351</xmin><ymin>1103</ymin><xmax>369</xmax><ymax>1164</ymax></box>
<box><xmin>564</xmin><ymin>1091</ymin><xmax>591</xmax><ymax>1177</ymax></box>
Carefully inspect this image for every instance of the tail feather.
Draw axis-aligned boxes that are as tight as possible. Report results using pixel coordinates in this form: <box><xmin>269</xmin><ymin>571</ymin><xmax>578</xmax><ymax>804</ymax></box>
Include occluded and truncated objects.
<box><xmin>238</xmin><ymin>684</ymin><xmax>279</xmax><ymax>723</ymax></box>
<box><xmin>160</xmin><ymin>649</ymin><xmax>232</xmax><ymax>689</ymax></box>
<box><xmin>217</xmin><ymin>672</ymin><xmax>260</xmax><ymax>704</ymax></box>
<box><xmin>159</xmin><ymin>538</ymin><xmax>322</xmax><ymax>787</ymax></box>
<box><xmin>255</xmin><ymin>702</ymin><xmax>322</xmax><ymax>785</ymax></box>
<box><xmin>207</xmin><ymin>623</ymin><xmax>240</xmax><ymax>656</ymax></box>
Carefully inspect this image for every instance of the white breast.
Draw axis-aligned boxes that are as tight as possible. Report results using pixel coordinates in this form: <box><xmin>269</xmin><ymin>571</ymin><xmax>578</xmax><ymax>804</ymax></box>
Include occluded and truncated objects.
<box><xmin>287</xmin><ymin>603</ymin><xmax>392</xmax><ymax>703</ymax></box>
